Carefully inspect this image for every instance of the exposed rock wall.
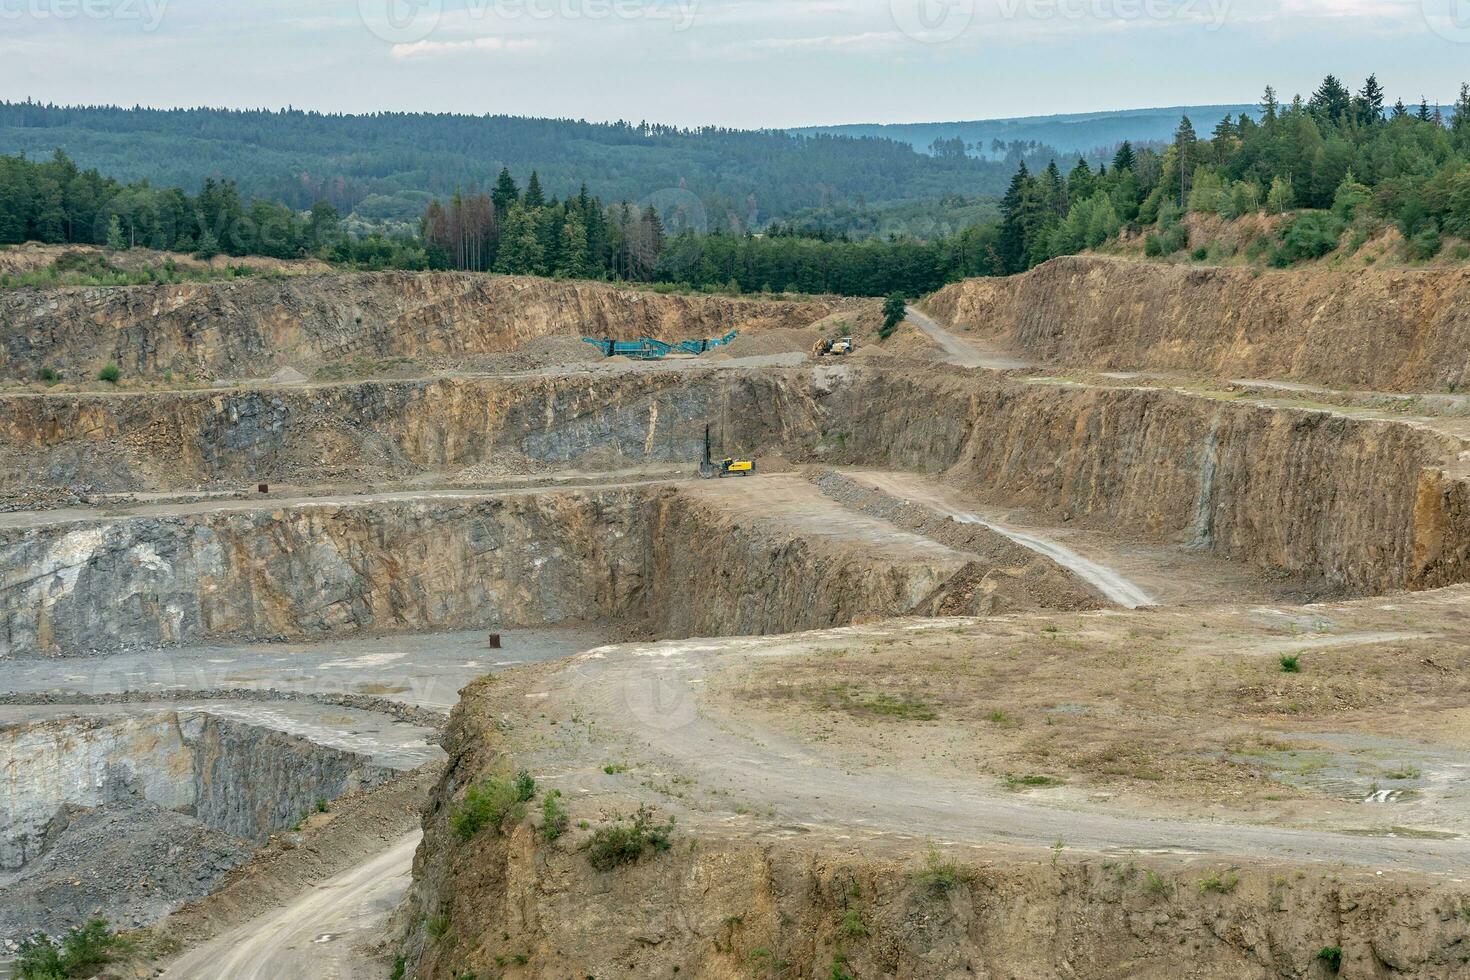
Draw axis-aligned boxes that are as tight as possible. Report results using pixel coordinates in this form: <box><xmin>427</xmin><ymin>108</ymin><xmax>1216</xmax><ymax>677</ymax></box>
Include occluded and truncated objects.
<box><xmin>0</xmin><ymin>272</ymin><xmax>863</xmax><ymax>380</ymax></box>
<box><xmin>3</xmin><ymin>363</ymin><xmax>1469</xmax><ymax>600</ymax></box>
<box><xmin>0</xmin><ymin>484</ymin><xmax>976</xmax><ymax>657</ymax></box>
<box><xmin>0</xmin><ymin>368</ymin><xmax>817</xmax><ymax>491</ymax></box>
<box><xmin>923</xmin><ymin>255</ymin><xmax>1470</xmax><ymax>392</ymax></box>
<box><xmin>0</xmin><ymin>711</ymin><xmax>389</xmax><ymax>869</ymax></box>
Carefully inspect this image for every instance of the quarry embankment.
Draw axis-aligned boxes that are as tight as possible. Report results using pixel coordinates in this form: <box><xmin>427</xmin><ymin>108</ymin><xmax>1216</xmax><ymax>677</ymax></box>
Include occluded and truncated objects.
<box><xmin>0</xmin><ymin>271</ymin><xmax>866</xmax><ymax>380</ymax></box>
<box><xmin>924</xmin><ymin>254</ymin><xmax>1470</xmax><ymax>392</ymax></box>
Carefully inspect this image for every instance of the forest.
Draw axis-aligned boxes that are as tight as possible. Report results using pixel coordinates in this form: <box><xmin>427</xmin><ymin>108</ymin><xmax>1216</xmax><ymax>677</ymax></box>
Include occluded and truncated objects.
<box><xmin>0</xmin><ymin>103</ymin><xmax>1029</xmax><ymax>231</ymax></box>
<box><xmin>3</xmin><ymin>76</ymin><xmax>1469</xmax><ymax>298</ymax></box>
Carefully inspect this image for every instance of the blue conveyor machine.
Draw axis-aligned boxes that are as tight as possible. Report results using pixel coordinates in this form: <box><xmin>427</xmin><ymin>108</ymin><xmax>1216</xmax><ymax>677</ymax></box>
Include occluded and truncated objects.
<box><xmin>581</xmin><ymin>330</ymin><xmax>739</xmax><ymax>360</ymax></box>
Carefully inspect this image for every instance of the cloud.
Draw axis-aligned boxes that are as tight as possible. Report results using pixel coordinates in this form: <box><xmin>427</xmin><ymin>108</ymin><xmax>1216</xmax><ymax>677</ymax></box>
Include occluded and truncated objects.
<box><xmin>390</xmin><ymin>35</ymin><xmax>543</xmax><ymax>58</ymax></box>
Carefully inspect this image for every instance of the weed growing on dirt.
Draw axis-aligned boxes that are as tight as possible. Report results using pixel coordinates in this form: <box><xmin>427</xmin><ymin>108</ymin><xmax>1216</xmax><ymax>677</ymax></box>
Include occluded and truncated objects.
<box><xmin>315</xmin><ymin>796</ymin><xmax>329</xmax><ymax>813</ymax></box>
<box><xmin>602</xmin><ymin>762</ymin><xmax>629</xmax><ymax>774</ymax></box>
<box><xmin>1317</xmin><ymin>946</ymin><xmax>1343</xmax><ymax>972</ymax></box>
<box><xmin>426</xmin><ymin>913</ymin><xmax>451</xmax><ymax>938</ymax></box>
<box><xmin>540</xmin><ymin>789</ymin><xmax>569</xmax><ymax>842</ymax></box>
<box><xmin>837</xmin><ymin>907</ymin><xmax>868</xmax><ymax>939</ymax></box>
<box><xmin>1145</xmin><ymin>870</ymin><xmax>1169</xmax><ymax>896</ymax></box>
<box><xmin>1198</xmin><ymin>870</ymin><xmax>1240</xmax><ymax>894</ymax></box>
<box><xmin>97</xmin><ymin>362</ymin><xmax>120</xmax><ymax>384</ymax></box>
<box><xmin>1279</xmin><ymin>654</ymin><xmax>1301</xmax><ymax>673</ymax></box>
<box><xmin>15</xmin><ymin>919</ymin><xmax>132</xmax><ymax>980</ymax></box>
<box><xmin>453</xmin><ymin>770</ymin><xmax>537</xmax><ymax>840</ymax></box>
<box><xmin>1051</xmin><ymin>838</ymin><xmax>1066</xmax><ymax>865</ymax></box>
<box><xmin>390</xmin><ymin>955</ymin><xmax>407</xmax><ymax>980</ymax></box>
<box><xmin>916</xmin><ymin>844</ymin><xmax>959</xmax><ymax>894</ymax></box>
<box><xmin>586</xmin><ymin>805</ymin><xmax>675</xmax><ymax>870</ymax></box>
<box><xmin>1003</xmin><ymin>773</ymin><xmax>1064</xmax><ymax>790</ymax></box>
<box><xmin>829</xmin><ymin>952</ymin><xmax>856</xmax><ymax>980</ymax></box>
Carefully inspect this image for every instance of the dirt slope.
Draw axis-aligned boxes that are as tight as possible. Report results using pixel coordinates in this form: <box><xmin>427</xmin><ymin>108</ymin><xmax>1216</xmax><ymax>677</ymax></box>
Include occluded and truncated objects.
<box><xmin>0</xmin><ymin>271</ymin><xmax>869</xmax><ymax>380</ymax></box>
<box><xmin>924</xmin><ymin>255</ymin><xmax>1470</xmax><ymax>392</ymax></box>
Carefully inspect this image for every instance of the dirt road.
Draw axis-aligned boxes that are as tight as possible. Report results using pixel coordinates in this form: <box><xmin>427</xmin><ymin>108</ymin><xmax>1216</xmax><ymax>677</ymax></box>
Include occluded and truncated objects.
<box><xmin>160</xmin><ymin>832</ymin><xmax>419</xmax><ymax>980</ymax></box>
<box><xmin>904</xmin><ymin>306</ymin><xmax>1035</xmax><ymax>370</ymax></box>
<box><xmin>532</xmin><ymin>635</ymin><xmax>1470</xmax><ymax>874</ymax></box>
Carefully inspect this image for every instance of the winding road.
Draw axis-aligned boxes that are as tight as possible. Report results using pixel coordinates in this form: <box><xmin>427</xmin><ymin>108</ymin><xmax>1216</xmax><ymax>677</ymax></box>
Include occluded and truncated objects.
<box><xmin>160</xmin><ymin>833</ymin><xmax>420</xmax><ymax>980</ymax></box>
<box><xmin>542</xmin><ymin>636</ymin><xmax>1470</xmax><ymax>875</ymax></box>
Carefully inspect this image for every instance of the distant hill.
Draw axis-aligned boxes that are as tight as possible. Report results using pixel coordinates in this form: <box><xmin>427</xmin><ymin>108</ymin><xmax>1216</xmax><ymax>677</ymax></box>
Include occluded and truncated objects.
<box><xmin>794</xmin><ymin>105</ymin><xmax>1260</xmax><ymax>158</ymax></box>
<box><xmin>0</xmin><ymin>103</ymin><xmax>1032</xmax><ymax>231</ymax></box>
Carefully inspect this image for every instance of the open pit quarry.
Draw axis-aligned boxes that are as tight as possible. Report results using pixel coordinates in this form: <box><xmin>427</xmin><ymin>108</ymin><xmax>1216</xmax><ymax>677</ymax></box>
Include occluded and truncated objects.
<box><xmin>3</xmin><ymin>252</ymin><xmax>1470</xmax><ymax>978</ymax></box>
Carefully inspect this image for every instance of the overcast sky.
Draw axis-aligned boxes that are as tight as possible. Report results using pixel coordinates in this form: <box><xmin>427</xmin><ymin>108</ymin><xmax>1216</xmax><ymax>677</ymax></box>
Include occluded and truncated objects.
<box><xmin>5</xmin><ymin>0</ymin><xmax>1470</xmax><ymax>128</ymax></box>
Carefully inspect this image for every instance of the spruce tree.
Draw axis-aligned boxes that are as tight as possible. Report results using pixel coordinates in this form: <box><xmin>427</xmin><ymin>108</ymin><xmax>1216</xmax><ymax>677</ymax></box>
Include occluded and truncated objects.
<box><xmin>524</xmin><ymin>171</ymin><xmax>545</xmax><ymax>208</ymax></box>
<box><xmin>1111</xmin><ymin>141</ymin><xmax>1135</xmax><ymax>173</ymax></box>
<box><xmin>1356</xmin><ymin>74</ymin><xmax>1385</xmax><ymax>125</ymax></box>
<box><xmin>997</xmin><ymin>163</ymin><xmax>1031</xmax><ymax>274</ymax></box>
<box><xmin>1173</xmin><ymin>116</ymin><xmax>1198</xmax><ymax>208</ymax></box>
<box><xmin>491</xmin><ymin>168</ymin><xmax>520</xmax><ymax>219</ymax></box>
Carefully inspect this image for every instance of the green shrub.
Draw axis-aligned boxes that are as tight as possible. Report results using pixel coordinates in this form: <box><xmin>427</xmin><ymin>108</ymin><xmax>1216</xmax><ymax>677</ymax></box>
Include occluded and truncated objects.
<box><xmin>390</xmin><ymin>955</ymin><xmax>407</xmax><ymax>980</ymax></box>
<box><xmin>452</xmin><ymin>770</ymin><xmax>536</xmax><ymax>841</ymax></box>
<box><xmin>880</xmin><ymin>293</ymin><xmax>906</xmax><ymax>340</ymax></box>
<box><xmin>1279</xmin><ymin>654</ymin><xmax>1301</xmax><ymax>674</ymax></box>
<box><xmin>829</xmin><ymin>953</ymin><xmax>856</xmax><ymax>980</ymax></box>
<box><xmin>1317</xmin><ymin>945</ymin><xmax>1343</xmax><ymax>973</ymax></box>
<box><xmin>1144</xmin><ymin>869</ymin><xmax>1169</xmax><ymax>895</ymax></box>
<box><xmin>38</xmin><ymin>368</ymin><xmax>59</xmax><ymax>385</ymax></box>
<box><xmin>97</xmin><ymin>363</ymin><xmax>121</xmax><ymax>384</ymax></box>
<box><xmin>16</xmin><ymin>919</ymin><xmax>130</xmax><ymax>980</ymax></box>
<box><xmin>1271</xmin><ymin>211</ymin><xmax>1343</xmax><ymax>266</ymax></box>
<box><xmin>1197</xmin><ymin>870</ymin><xmax>1239</xmax><ymax>894</ymax></box>
<box><xmin>915</xmin><ymin>845</ymin><xmax>959</xmax><ymax>894</ymax></box>
<box><xmin>426</xmin><ymin>912</ymin><xmax>450</xmax><ymax>938</ymax></box>
<box><xmin>1191</xmin><ymin>245</ymin><xmax>1209</xmax><ymax>261</ymax></box>
<box><xmin>837</xmin><ymin>907</ymin><xmax>868</xmax><ymax>939</ymax></box>
<box><xmin>586</xmin><ymin>805</ymin><xmax>675</xmax><ymax>870</ymax></box>
<box><xmin>540</xmin><ymin>789</ymin><xmax>569</xmax><ymax>842</ymax></box>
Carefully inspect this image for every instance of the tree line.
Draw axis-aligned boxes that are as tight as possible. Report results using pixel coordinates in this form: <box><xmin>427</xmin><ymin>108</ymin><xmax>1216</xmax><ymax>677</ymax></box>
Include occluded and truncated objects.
<box><xmin>995</xmin><ymin>75</ymin><xmax>1470</xmax><ymax>271</ymax></box>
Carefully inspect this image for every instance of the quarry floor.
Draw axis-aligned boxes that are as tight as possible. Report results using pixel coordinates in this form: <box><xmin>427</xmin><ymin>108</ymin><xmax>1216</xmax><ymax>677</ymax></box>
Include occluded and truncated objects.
<box><xmin>4</xmin><ymin>303</ymin><xmax>1470</xmax><ymax>978</ymax></box>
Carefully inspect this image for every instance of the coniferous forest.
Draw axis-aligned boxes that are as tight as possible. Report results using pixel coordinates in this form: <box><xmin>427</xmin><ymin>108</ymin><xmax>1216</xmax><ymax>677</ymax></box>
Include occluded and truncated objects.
<box><xmin>3</xmin><ymin>77</ymin><xmax>1469</xmax><ymax>297</ymax></box>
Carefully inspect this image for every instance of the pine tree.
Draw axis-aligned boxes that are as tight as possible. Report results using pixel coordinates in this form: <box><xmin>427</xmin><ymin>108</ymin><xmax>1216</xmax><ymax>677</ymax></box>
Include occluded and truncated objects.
<box><xmin>1309</xmin><ymin>75</ymin><xmax>1352</xmax><ymax>124</ymax></box>
<box><xmin>524</xmin><ymin>171</ymin><xmax>545</xmax><ymax>208</ymax></box>
<box><xmin>1173</xmin><ymin>116</ymin><xmax>1198</xmax><ymax>208</ymax></box>
<box><xmin>1355</xmin><ymin>74</ymin><xmax>1385</xmax><ymax>126</ymax></box>
<box><xmin>1260</xmin><ymin>86</ymin><xmax>1279</xmax><ymax>126</ymax></box>
<box><xmin>1111</xmin><ymin>141</ymin><xmax>1135</xmax><ymax>173</ymax></box>
<box><xmin>491</xmin><ymin>168</ymin><xmax>520</xmax><ymax>219</ymax></box>
<box><xmin>1419</xmin><ymin>98</ymin><xmax>1432</xmax><ymax>122</ymax></box>
<box><xmin>1453</xmin><ymin>83</ymin><xmax>1470</xmax><ymax>151</ymax></box>
<box><xmin>105</xmin><ymin>214</ymin><xmax>126</xmax><ymax>250</ymax></box>
<box><xmin>1066</xmin><ymin>158</ymin><xmax>1094</xmax><ymax>202</ymax></box>
<box><xmin>997</xmin><ymin>163</ymin><xmax>1032</xmax><ymax>275</ymax></box>
<box><xmin>1393</xmin><ymin>99</ymin><xmax>1408</xmax><ymax>119</ymax></box>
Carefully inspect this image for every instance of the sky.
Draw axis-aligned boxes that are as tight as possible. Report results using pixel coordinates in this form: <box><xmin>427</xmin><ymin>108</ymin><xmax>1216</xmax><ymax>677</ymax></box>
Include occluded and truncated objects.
<box><xmin>4</xmin><ymin>0</ymin><xmax>1470</xmax><ymax>128</ymax></box>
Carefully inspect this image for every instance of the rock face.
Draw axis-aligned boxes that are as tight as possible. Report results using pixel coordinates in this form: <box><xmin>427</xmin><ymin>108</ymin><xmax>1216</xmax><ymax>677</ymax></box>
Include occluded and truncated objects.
<box><xmin>2</xmin><ymin>361</ymin><xmax>1468</xmax><ymax>626</ymax></box>
<box><xmin>924</xmin><ymin>255</ymin><xmax>1470</xmax><ymax>391</ymax></box>
<box><xmin>0</xmin><ymin>711</ymin><xmax>391</xmax><ymax>869</ymax></box>
<box><xmin>0</xmin><ymin>485</ymin><xmax>990</xmax><ymax>658</ymax></box>
<box><xmin>0</xmin><ymin>271</ymin><xmax>864</xmax><ymax>380</ymax></box>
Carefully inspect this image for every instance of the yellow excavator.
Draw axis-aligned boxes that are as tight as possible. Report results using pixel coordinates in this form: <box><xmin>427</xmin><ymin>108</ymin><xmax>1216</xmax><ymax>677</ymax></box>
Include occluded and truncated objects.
<box><xmin>698</xmin><ymin>424</ymin><xmax>755</xmax><ymax>479</ymax></box>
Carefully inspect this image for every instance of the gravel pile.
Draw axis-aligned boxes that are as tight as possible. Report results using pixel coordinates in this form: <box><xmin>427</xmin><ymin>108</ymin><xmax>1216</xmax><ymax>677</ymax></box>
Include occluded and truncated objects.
<box><xmin>0</xmin><ymin>802</ymin><xmax>251</xmax><ymax>943</ymax></box>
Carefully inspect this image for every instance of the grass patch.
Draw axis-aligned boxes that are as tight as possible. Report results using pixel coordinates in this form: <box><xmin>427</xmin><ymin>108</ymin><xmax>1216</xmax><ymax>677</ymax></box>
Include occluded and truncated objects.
<box><xmin>1317</xmin><ymin>946</ymin><xmax>1343</xmax><ymax>973</ymax></box>
<box><xmin>836</xmin><ymin>907</ymin><xmax>868</xmax><ymax>939</ymax></box>
<box><xmin>426</xmin><ymin>912</ymin><xmax>451</xmax><ymax>939</ymax></box>
<box><xmin>97</xmin><ymin>362</ymin><xmax>120</xmax><ymax>384</ymax></box>
<box><xmin>1144</xmin><ymin>869</ymin><xmax>1169</xmax><ymax>896</ymax></box>
<box><xmin>915</xmin><ymin>844</ymin><xmax>960</xmax><ymax>895</ymax></box>
<box><xmin>1198</xmin><ymin>870</ymin><xmax>1240</xmax><ymax>894</ymax></box>
<box><xmin>15</xmin><ymin>919</ymin><xmax>133</xmax><ymax>980</ymax></box>
<box><xmin>540</xmin><ymin>789</ymin><xmax>569</xmax><ymax>842</ymax></box>
<box><xmin>452</xmin><ymin>770</ymin><xmax>536</xmax><ymax>841</ymax></box>
<box><xmin>1279</xmin><ymin>654</ymin><xmax>1301</xmax><ymax>673</ymax></box>
<box><xmin>586</xmin><ymin>805</ymin><xmax>675</xmax><ymax>870</ymax></box>
<box><xmin>1003</xmin><ymin>773</ymin><xmax>1064</xmax><ymax>791</ymax></box>
<box><xmin>807</xmin><ymin>683</ymin><xmax>939</xmax><ymax>721</ymax></box>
